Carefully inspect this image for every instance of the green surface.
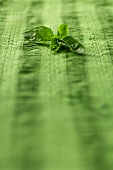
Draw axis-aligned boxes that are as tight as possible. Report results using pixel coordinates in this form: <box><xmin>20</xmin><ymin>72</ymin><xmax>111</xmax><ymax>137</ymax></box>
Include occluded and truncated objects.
<box><xmin>0</xmin><ymin>0</ymin><xmax>113</xmax><ymax>169</ymax></box>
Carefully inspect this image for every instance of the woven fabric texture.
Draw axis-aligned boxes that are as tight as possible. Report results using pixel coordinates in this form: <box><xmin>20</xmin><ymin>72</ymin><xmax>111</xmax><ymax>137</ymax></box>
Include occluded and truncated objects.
<box><xmin>0</xmin><ymin>0</ymin><xmax>113</xmax><ymax>170</ymax></box>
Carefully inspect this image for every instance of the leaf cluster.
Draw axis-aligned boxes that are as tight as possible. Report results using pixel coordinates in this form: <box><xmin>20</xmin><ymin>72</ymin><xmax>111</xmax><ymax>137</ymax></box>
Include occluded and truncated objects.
<box><xmin>23</xmin><ymin>24</ymin><xmax>84</xmax><ymax>55</ymax></box>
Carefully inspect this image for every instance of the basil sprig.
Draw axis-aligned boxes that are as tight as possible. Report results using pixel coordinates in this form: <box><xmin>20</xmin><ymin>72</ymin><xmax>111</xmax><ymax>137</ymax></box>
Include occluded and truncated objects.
<box><xmin>23</xmin><ymin>24</ymin><xmax>84</xmax><ymax>55</ymax></box>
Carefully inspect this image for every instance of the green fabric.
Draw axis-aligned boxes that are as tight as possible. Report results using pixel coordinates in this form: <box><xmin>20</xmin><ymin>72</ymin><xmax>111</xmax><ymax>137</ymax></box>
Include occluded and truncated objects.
<box><xmin>0</xmin><ymin>0</ymin><xmax>113</xmax><ymax>170</ymax></box>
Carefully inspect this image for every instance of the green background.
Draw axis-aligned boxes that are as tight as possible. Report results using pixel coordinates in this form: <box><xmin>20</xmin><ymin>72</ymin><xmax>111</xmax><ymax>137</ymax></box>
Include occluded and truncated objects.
<box><xmin>0</xmin><ymin>0</ymin><xmax>113</xmax><ymax>169</ymax></box>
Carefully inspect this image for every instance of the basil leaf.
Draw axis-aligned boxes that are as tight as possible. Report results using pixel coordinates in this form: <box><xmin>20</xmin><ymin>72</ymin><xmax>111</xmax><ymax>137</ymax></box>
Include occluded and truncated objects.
<box><xmin>23</xmin><ymin>30</ymin><xmax>36</xmax><ymax>41</ymax></box>
<box><xmin>74</xmin><ymin>43</ymin><xmax>85</xmax><ymax>54</ymax></box>
<box><xmin>57</xmin><ymin>24</ymin><xmax>68</xmax><ymax>39</ymax></box>
<box><xmin>50</xmin><ymin>38</ymin><xmax>61</xmax><ymax>52</ymax></box>
<box><xmin>23</xmin><ymin>26</ymin><xmax>54</xmax><ymax>42</ymax></box>
<box><xmin>62</xmin><ymin>36</ymin><xmax>84</xmax><ymax>54</ymax></box>
<box><xmin>62</xmin><ymin>36</ymin><xmax>78</xmax><ymax>48</ymax></box>
<box><xmin>23</xmin><ymin>24</ymin><xmax>85</xmax><ymax>55</ymax></box>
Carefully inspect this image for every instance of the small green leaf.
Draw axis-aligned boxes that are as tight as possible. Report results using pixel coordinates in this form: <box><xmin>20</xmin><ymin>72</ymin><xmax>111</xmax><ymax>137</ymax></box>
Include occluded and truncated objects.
<box><xmin>57</xmin><ymin>24</ymin><xmax>68</xmax><ymax>39</ymax></box>
<box><xmin>74</xmin><ymin>43</ymin><xmax>85</xmax><ymax>54</ymax></box>
<box><xmin>50</xmin><ymin>38</ymin><xmax>61</xmax><ymax>52</ymax></box>
<box><xmin>23</xmin><ymin>24</ymin><xmax>85</xmax><ymax>55</ymax></box>
<box><xmin>62</xmin><ymin>36</ymin><xmax>84</xmax><ymax>54</ymax></box>
<box><xmin>23</xmin><ymin>26</ymin><xmax>54</xmax><ymax>42</ymax></box>
<box><xmin>23</xmin><ymin>30</ymin><xmax>36</xmax><ymax>41</ymax></box>
<box><xmin>62</xmin><ymin>36</ymin><xmax>78</xmax><ymax>48</ymax></box>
